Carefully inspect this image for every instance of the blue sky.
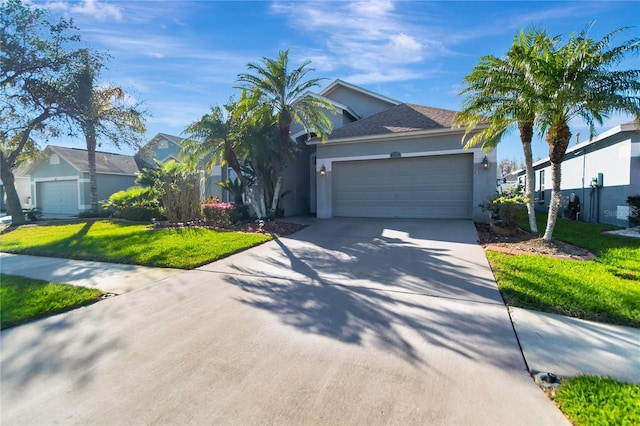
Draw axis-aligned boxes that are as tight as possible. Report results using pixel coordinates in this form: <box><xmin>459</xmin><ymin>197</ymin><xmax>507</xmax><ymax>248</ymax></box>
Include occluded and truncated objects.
<box><xmin>36</xmin><ymin>0</ymin><xmax>640</xmax><ymax>165</ymax></box>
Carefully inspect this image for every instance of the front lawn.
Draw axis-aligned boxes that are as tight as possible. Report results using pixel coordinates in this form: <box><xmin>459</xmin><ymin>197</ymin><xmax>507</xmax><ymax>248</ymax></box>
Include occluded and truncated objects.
<box><xmin>0</xmin><ymin>274</ymin><xmax>102</xmax><ymax>329</ymax></box>
<box><xmin>553</xmin><ymin>376</ymin><xmax>640</xmax><ymax>425</ymax></box>
<box><xmin>0</xmin><ymin>220</ymin><xmax>272</xmax><ymax>269</ymax></box>
<box><xmin>488</xmin><ymin>215</ymin><xmax>640</xmax><ymax>328</ymax></box>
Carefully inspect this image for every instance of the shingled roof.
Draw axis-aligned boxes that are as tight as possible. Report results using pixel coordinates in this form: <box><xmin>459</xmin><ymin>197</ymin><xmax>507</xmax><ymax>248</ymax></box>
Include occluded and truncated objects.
<box><xmin>325</xmin><ymin>103</ymin><xmax>459</xmax><ymax>141</ymax></box>
<box><xmin>49</xmin><ymin>146</ymin><xmax>139</xmax><ymax>175</ymax></box>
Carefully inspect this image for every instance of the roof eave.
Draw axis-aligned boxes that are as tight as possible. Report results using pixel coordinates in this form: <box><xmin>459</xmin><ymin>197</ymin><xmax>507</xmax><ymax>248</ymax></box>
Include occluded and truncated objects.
<box><xmin>306</xmin><ymin>126</ymin><xmax>481</xmax><ymax>146</ymax></box>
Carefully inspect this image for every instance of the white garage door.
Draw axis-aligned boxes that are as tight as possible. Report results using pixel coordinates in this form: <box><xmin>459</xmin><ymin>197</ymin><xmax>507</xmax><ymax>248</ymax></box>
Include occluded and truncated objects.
<box><xmin>36</xmin><ymin>180</ymin><xmax>79</xmax><ymax>215</ymax></box>
<box><xmin>333</xmin><ymin>154</ymin><xmax>473</xmax><ymax>219</ymax></box>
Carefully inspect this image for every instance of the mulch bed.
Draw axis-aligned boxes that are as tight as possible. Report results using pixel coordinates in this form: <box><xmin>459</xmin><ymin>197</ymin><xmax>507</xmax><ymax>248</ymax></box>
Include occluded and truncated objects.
<box><xmin>475</xmin><ymin>222</ymin><xmax>596</xmax><ymax>260</ymax></box>
<box><xmin>228</xmin><ymin>220</ymin><xmax>307</xmax><ymax>237</ymax></box>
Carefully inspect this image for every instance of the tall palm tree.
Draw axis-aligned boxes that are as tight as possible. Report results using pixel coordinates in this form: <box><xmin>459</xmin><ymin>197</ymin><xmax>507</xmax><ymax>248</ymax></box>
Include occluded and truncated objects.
<box><xmin>72</xmin><ymin>51</ymin><xmax>146</xmax><ymax>212</ymax></box>
<box><xmin>455</xmin><ymin>28</ymin><xmax>556</xmax><ymax>233</ymax></box>
<box><xmin>236</xmin><ymin>50</ymin><xmax>334</xmax><ymax>217</ymax></box>
<box><xmin>536</xmin><ymin>25</ymin><xmax>640</xmax><ymax>241</ymax></box>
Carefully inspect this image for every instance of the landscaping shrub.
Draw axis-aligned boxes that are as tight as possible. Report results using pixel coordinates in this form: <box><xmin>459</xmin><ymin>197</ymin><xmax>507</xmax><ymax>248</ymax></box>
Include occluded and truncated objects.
<box><xmin>102</xmin><ymin>186</ymin><xmax>164</xmax><ymax>222</ymax></box>
<box><xmin>628</xmin><ymin>195</ymin><xmax>640</xmax><ymax>227</ymax></box>
<box><xmin>480</xmin><ymin>192</ymin><xmax>527</xmax><ymax>229</ymax></box>
<box><xmin>202</xmin><ymin>202</ymin><xmax>236</xmax><ymax>228</ymax></box>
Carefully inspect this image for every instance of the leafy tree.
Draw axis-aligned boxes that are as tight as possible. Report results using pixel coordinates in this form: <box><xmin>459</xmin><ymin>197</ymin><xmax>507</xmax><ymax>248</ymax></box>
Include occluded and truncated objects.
<box><xmin>536</xmin><ymin>25</ymin><xmax>640</xmax><ymax>240</ymax></box>
<box><xmin>456</xmin><ymin>28</ymin><xmax>556</xmax><ymax>233</ymax></box>
<box><xmin>67</xmin><ymin>50</ymin><xmax>146</xmax><ymax>213</ymax></box>
<box><xmin>0</xmin><ymin>0</ymin><xmax>82</xmax><ymax>224</ymax></box>
<box><xmin>236</xmin><ymin>50</ymin><xmax>334</xmax><ymax>218</ymax></box>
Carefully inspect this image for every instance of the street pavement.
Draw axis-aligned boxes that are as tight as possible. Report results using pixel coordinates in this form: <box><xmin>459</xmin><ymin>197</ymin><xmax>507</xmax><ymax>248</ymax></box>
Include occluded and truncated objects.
<box><xmin>1</xmin><ymin>218</ymin><xmax>571</xmax><ymax>424</ymax></box>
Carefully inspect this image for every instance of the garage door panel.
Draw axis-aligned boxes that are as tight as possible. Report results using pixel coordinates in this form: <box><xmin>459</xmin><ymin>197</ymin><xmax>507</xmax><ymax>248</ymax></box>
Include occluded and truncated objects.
<box><xmin>36</xmin><ymin>180</ymin><xmax>79</xmax><ymax>215</ymax></box>
<box><xmin>333</xmin><ymin>155</ymin><xmax>472</xmax><ymax>219</ymax></box>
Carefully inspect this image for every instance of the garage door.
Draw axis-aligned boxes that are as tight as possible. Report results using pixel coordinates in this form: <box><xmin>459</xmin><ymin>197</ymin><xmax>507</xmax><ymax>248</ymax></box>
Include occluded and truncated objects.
<box><xmin>36</xmin><ymin>180</ymin><xmax>79</xmax><ymax>215</ymax></box>
<box><xmin>333</xmin><ymin>154</ymin><xmax>473</xmax><ymax>219</ymax></box>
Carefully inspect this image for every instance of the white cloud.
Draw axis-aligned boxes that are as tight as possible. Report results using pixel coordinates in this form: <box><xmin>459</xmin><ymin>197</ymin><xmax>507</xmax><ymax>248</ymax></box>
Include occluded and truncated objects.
<box><xmin>45</xmin><ymin>0</ymin><xmax>123</xmax><ymax>22</ymax></box>
<box><xmin>271</xmin><ymin>0</ymin><xmax>446</xmax><ymax>83</ymax></box>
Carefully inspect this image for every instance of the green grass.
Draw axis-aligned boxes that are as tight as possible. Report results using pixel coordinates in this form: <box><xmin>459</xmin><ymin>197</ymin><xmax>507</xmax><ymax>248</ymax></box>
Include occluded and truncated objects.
<box><xmin>0</xmin><ymin>220</ymin><xmax>272</xmax><ymax>269</ymax></box>
<box><xmin>1</xmin><ymin>274</ymin><xmax>103</xmax><ymax>329</ymax></box>
<box><xmin>553</xmin><ymin>376</ymin><xmax>640</xmax><ymax>426</ymax></box>
<box><xmin>488</xmin><ymin>214</ymin><xmax>640</xmax><ymax>327</ymax></box>
<box><xmin>487</xmin><ymin>251</ymin><xmax>640</xmax><ymax>327</ymax></box>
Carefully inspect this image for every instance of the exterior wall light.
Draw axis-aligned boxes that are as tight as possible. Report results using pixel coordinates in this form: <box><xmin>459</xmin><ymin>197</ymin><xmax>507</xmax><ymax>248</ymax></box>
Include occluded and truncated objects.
<box><xmin>320</xmin><ymin>164</ymin><xmax>326</xmax><ymax>176</ymax></box>
<box><xmin>482</xmin><ymin>156</ymin><xmax>489</xmax><ymax>170</ymax></box>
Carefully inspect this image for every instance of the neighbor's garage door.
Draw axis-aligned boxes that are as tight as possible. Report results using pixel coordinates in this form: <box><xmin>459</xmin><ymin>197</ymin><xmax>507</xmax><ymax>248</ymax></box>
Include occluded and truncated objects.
<box><xmin>333</xmin><ymin>154</ymin><xmax>473</xmax><ymax>219</ymax></box>
<box><xmin>36</xmin><ymin>180</ymin><xmax>78</xmax><ymax>215</ymax></box>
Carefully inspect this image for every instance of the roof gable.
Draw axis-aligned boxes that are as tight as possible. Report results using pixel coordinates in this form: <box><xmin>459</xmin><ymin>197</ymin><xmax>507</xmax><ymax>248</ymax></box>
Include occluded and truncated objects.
<box><xmin>320</xmin><ymin>79</ymin><xmax>400</xmax><ymax>107</ymax></box>
<box><xmin>322</xmin><ymin>103</ymin><xmax>459</xmax><ymax>141</ymax></box>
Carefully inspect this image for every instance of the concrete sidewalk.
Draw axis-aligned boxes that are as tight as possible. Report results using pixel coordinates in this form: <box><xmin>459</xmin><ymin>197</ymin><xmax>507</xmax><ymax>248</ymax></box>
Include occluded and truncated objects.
<box><xmin>510</xmin><ymin>307</ymin><xmax>640</xmax><ymax>384</ymax></box>
<box><xmin>0</xmin><ymin>252</ymin><xmax>181</xmax><ymax>294</ymax></box>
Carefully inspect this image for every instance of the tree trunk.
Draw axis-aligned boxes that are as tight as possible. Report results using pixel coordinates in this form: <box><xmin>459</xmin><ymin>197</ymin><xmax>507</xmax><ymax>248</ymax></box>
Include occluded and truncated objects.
<box><xmin>226</xmin><ymin>146</ymin><xmax>264</xmax><ymax>219</ymax></box>
<box><xmin>270</xmin><ymin>175</ymin><xmax>283</xmax><ymax>217</ymax></box>
<box><xmin>0</xmin><ymin>153</ymin><xmax>25</xmax><ymax>225</ymax></box>
<box><xmin>519</xmin><ymin>121</ymin><xmax>538</xmax><ymax>233</ymax></box>
<box><xmin>543</xmin><ymin>161</ymin><xmax>562</xmax><ymax>241</ymax></box>
<box><xmin>86</xmin><ymin>123</ymin><xmax>98</xmax><ymax>212</ymax></box>
<box><xmin>542</xmin><ymin>122</ymin><xmax>572</xmax><ymax>241</ymax></box>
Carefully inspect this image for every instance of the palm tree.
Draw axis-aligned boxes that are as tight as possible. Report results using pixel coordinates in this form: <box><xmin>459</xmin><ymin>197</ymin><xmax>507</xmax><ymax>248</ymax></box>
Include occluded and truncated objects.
<box><xmin>72</xmin><ymin>51</ymin><xmax>146</xmax><ymax>212</ymax></box>
<box><xmin>536</xmin><ymin>25</ymin><xmax>640</xmax><ymax>241</ymax></box>
<box><xmin>236</xmin><ymin>50</ymin><xmax>334</xmax><ymax>217</ymax></box>
<box><xmin>182</xmin><ymin>97</ymin><xmax>278</xmax><ymax>218</ymax></box>
<box><xmin>455</xmin><ymin>28</ymin><xmax>556</xmax><ymax>233</ymax></box>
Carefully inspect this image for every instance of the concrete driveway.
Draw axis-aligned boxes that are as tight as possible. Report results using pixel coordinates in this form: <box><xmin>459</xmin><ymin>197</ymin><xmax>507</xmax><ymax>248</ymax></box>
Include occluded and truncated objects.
<box><xmin>0</xmin><ymin>218</ymin><xmax>567</xmax><ymax>425</ymax></box>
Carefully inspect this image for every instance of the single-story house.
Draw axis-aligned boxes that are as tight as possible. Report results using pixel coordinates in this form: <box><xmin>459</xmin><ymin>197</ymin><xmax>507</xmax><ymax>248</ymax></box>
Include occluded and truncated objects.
<box><xmin>515</xmin><ymin>120</ymin><xmax>640</xmax><ymax>227</ymax></box>
<box><xmin>12</xmin><ymin>80</ymin><xmax>496</xmax><ymax>220</ymax></box>
<box><xmin>26</xmin><ymin>145</ymin><xmax>140</xmax><ymax>215</ymax></box>
<box><xmin>283</xmin><ymin>79</ymin><xmax>496</xmax><ymax>221</ymax></box>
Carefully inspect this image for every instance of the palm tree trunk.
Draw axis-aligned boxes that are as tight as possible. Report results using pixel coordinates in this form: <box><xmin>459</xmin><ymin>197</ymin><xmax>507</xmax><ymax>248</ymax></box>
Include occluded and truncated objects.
<box><xmin>226</xmin><ymin>145</ymin><xmax>264</xmax><ymax>219</ymax></box>
<box><xmin>519</xmin><ymin>121</ymin><xmax>538</xmax><ymax>233</ymax></box>
<box><xmin>87</xmin><ymin>123</ymin><xmax>98</xmax><ymax>213</ymax></box>
<box><xmin>542</xmin><ymin>122</ymin><xmax>571</xmax><ymax>241</ymax></box>
<box><xmin>270</xmin><ymin>175</ymin><xmax>282</xmax><ymax>216</ymax></box>
<box><xmin>543</xmin><ymin>161</ymin><xmax>562</xmax><ymax>241</ymax></box>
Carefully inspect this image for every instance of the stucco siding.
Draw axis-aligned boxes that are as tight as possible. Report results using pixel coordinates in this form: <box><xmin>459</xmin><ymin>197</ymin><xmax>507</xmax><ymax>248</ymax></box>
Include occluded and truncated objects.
<box><xmin>30</xmin><ymin>157</ymin><xmax>78</xmax><ymax>179</ymax></box>
<box><xmin>97</xmin><ymin>174</ymin><xmax>137</xmax><ymax>203</ymax></box>
<box><xmin>281</xmin><ymin>141</ymin><xmax>312</xmax><ymax>216</ymax></box>
<box><xmin>324</xmin><ymin>85</ymin><xmax>395</xmax><ymax>119</ymax></box>
<box><xmin>316</xmin><ymin>133</ymin><xmax>468</xmax><ymax>160</ymax></box>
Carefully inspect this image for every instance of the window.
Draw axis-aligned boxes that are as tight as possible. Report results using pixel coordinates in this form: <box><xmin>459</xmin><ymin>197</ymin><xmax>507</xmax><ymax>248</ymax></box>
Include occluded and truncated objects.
<box><xmin>539</xmin><ymin>170</ymin><xmax>545</xmax><ymax>201</ymax></box>
<box><xmin>49</xmin><ymin>154</ymin><xmax>60</xmax><ymax>165</ymax></box>
<box><xmin>157</xmin><ymin>139</ymin><xmax>168</xmax><ymax>149</ymax></box>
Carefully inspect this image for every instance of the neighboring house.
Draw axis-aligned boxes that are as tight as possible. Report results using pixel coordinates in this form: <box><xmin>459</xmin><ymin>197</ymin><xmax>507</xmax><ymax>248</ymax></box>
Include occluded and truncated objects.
<box><xmin>138</xmin><ymin>132</ymin><xmax>236</xmax><ymax>202</ymax></box>
<box><xmin>516</xmin><ymin>121</ymin><xmax>640</xmax><ymax>227</ymax></box>
<box><xmin>0</xmin><ymin>163</ymin><xmax>32</xmax><ymax>213</ymax></box>
<box><xmin>285</xmin><ymin>79</ymin><xmax>496</xmax><ymax>221</ymax></box>
<box><xmin>25</xmin><ymin>145</ymin><xmax>139</xmax><ymax>215</ymax></box>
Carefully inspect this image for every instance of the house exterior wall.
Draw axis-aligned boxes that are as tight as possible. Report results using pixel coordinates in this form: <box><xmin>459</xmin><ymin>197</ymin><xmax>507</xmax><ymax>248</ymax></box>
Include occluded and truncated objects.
<box><xmin>323</xmin><ymin>85</ymin><xmax>395</xmax><ymax>119</ymax></box>
<box><xmin>94</xmin><ymin>174</ymin><xmax>138</xmax><ymax>206</ymax></box>
<box><xmin>281</xmin><ymin>140</ymin><xmax>313</xmax><ymax>216</ymax></box>
<box><xmin>519</xmin><ymin>127</ymin><xmax>639</xmax><ymax>227</ymax></box>
<box><xmin>314</xmin><ymin>131</ymin><xmax>496</xmax><ymax>222</ymax></box>
<box><xmin>0</xmin><ymin>176</ymin><xmax>32</xmax><ymax>211</ymax></box>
